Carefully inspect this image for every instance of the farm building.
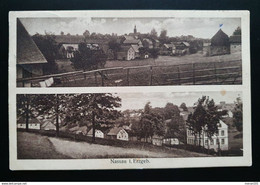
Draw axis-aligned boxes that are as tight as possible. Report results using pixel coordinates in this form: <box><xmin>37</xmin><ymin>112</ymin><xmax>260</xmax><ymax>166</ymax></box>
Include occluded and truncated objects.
<box><xmin>186</xmin><ymin>120</ymin><xmax>229</xmax><ymax>151</ymax></box>
<box><xmin>160</xmin><ymin>43</ymin><xmax>174</xmax><ymax>55</ymax></box>
<box><xmin>107</xmin><ymin>127</ymin><xmax>129</xmax><ymax>141</ymax></box>
<box><xmin>173</xmin><ymin>42</ymin><xmax>190</xmax><ymax>56</ymax></box>
<box><xmin>122</xmin><ymin>35</ymin><xmax>143</xmax><ymax>47</ymax></box>
<box><xmin>17</xmin><ymin>19</ymin><xmax>48</xmax><ymax>87</ymax></box>
<box><xmin>142</xmin><ymin>38</ymin><xmax>154</xmax><ymax>49</ymax></box>
<box><xmin>229</xmin><ymin>35</ymin><xmax>241</xmax><ymax>53</ymax></box>
<box><xmin>163</xmin><ymin>138</ymin><xmax>180</xmax><ymax>145</ymax></box>
<box><xmin>59</xmin><ymin>44</ymin><xmax>79</xmax><ymax>59</ymax></box>
<box><xmin>152</xmin><ymin>39</ymin><xmax>160</xmax><ymax>48</ymax></box>
<box><xmin>117</xmin><ymin>46</ymin><xmax>136</xmax><ymax>60</ymax></box>
<box><xmin>87</xmin><ymin>128</ymin><xmax>104</xmax><ymax>138</ymax></box>
<box><xmin>152</xmin><ymin>135</ymin><xmax>164</xmax><ymax>146</ymax></box>
<box><xmin>17</xmin><ymin>117</ymin><xmax>41</xmax><ymax>130</ymax></box>
<box><xmin>55</xmin><ymin>35</ymin><xmax>109</xmax><ymax>58</ymax></box>
<box><xmin>41</xmin><ymin>120</ymin><xmax>56</xmax><ymax>130</ymax></box>
<box><xmin>208</xmin><ymin>29</ymin><xmax>230</xmax><ymax>56</ymax></box>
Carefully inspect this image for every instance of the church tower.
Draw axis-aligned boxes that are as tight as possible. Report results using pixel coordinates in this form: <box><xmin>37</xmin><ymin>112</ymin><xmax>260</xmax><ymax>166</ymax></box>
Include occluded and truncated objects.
<box><xmin>134</xmin><ymin>25</ymin><xmax>137</xmax><ymax>34</ymax></box>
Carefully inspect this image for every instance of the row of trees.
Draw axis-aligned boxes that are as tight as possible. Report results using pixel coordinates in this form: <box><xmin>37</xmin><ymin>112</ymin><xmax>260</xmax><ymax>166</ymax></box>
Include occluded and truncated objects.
<box><xmin>130</xmin><ymin>102</ymin><xmax>187</xmax><ymax>143</ymax></box>
<box><xmin>17</xmin><ymin>94</ymin><xmax>121</xmax><ymax>142</ymax></box>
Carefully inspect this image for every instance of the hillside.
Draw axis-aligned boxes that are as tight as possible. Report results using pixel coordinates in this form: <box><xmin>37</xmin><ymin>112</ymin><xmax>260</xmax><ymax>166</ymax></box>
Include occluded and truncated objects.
<box><xmin>17</xmin><ymin>131</ymin><xmax>209</xmax><ymax>159</ymax></box>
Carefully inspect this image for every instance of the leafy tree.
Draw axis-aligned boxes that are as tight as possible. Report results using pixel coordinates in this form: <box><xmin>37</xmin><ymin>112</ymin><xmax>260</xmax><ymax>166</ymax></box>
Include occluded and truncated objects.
<box><xmin>32</xmin><ymin>33</ymin><xmax>58</xmax><ymax>74</ymax></box>
<box><xmin>148</xmin><ymin>48</ymin><xmax>160</xmax><ymax>61</ymax></box>
<box><xmin>187</xmin><ymin>96</ymin><xmax>227</xmax><ymax>149</ymax></box>
<box><xmin>166</xmin><ymin>118</ymin><xmax>186</xmax><ymax>143</ymax></box>
<box><xmin>164</xmin><ymin>103</ymin><xmax>180</xmax><ymax>120</ymax></box>
<box><xmin>71</xmin><ymin>42</ymin><xmax>107</xmax><ymax>71</ymax></box>
<box><xmin>233</xmin><ymin>27</ymin><xmax>241</xmax><ymax>36</ymax></box>
<box><xmin>60</xmin><ymin>31</ymin><xmax>64</xmax><ymax>35</ymax></box>
<box><xmin>159</xmin><ymin>29</ymin><xmax>168</xmax><ymax>43</ymax></box>
<box><xmin>34</xmin><ymin>94</ymin><xmax>71</xmax><ymax>137</ymax></box>
<box><xmin>17</xmin><ymin>94</ymin><xmax>37</xmax><ymax>131</ymax></box>
<box><xmin>108</xmin><ymin>39</ymin><xmax>121</xmax><ymax>59</ymax></box>
<box><xmin>65</xmin><ymin>93</ymin><xmax>121</xmax><ymax>142</ymax></box>
<box><xmin>233</xmin><ymin>97</ymin><xmax>243</xmax><ymax>132</ymax></box>
<box><xmin>139</xmin><ymin>102</ymin><xmax>165</xmax><ymax>142</ymax></box>
<box><xmin>150</xmin><ymin>28</ymin><xmax>158</xmax><ymax>39</ymax></box>
<box><xmin>180</xmin><ymin>102</ymin><xmax>188</xmax><ymax>111</ymax></box>
<box><xmin>83</xmin><ymin>30</ymin><xmax>90</xmax><ymax>38</ymax></box>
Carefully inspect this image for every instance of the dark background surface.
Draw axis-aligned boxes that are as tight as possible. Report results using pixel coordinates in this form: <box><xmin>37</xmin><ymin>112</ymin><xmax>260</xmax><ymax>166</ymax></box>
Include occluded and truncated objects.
<box><xmin>1</xmin><ymin>0</ymin><xmax>260</xmax><ymax>181</ymax></box>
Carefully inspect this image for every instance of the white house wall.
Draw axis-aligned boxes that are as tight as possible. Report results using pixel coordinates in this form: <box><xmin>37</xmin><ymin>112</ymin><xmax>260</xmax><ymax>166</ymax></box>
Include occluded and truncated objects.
<box><xmin>117</xmin><ymin>129</ymin><xmax>129</xmax><ymax>141</ymax></box>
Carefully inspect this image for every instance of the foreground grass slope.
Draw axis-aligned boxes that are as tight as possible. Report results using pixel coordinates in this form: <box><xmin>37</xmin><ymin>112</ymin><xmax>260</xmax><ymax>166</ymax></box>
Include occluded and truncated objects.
<box><xmin>17</xmin><ymin>131</ymin><xmax>209</xmax><ymax>159</ymax></box>
<box><xmin>17</xmin><ymin>132</ymin><xmax>71</xmax><ymax>159</ymax></box>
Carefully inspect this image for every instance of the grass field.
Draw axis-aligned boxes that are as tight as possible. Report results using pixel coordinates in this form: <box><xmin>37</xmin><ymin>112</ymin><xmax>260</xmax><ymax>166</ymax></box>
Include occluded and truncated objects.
<box><xmin>53</xmin><ymin>52</ymin><xmax>242</xmax><ymax>87</ymax></box>
<box><xmin>17</xmin><ymin>131</ymin><xmax>209</xmax><ymax>159</ymax></box>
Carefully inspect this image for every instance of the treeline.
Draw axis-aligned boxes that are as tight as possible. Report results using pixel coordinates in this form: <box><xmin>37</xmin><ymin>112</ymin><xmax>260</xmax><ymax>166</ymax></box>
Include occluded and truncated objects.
<box><xmin>17</xmin><ymin>93</ymin><xmax>121</xmax><ymax>142</ymax></box>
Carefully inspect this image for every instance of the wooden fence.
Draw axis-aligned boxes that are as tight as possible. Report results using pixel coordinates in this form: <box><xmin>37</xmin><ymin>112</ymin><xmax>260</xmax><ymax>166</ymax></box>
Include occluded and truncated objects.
<box><xmin>17</xmin><ymin>60</ymin><xmax>242</xmax><ymax>87</ymax></box>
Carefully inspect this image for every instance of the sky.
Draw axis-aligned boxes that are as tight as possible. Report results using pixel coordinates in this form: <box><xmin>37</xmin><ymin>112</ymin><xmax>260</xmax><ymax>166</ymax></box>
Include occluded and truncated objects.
<box><xmin>113</xmin><ymin>91</ymin><xmax>242</xmax><ymax>111</ymax></box>
<box><xmin>20</xmin><ymin>17</ymin><xmax>241</xmax><ymax>39</ymax></box>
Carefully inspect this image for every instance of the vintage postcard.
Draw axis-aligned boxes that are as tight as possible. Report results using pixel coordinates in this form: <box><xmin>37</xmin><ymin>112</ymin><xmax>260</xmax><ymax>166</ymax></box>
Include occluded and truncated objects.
<box><xmin>9</xmin><ymin>10</ymin><xmax>251</xmax><ymax>170</ymax></box>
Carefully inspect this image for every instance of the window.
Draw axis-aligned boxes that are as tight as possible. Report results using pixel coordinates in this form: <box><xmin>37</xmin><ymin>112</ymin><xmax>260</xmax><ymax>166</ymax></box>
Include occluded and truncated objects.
<box><xmin>210</xmin><ymin>140</ymin><xmax>214</xmax><ymax>145</ymax></box>
<box><xmin>221</xmin><ymin>130</ymin><xmax>225</xmax><ymax>136</ymax></box>
<box><xmin>221</xmin><ymin>139</ymin><xmax>225</xmax><ymax>145</ymax></box>
<box><xmin>205</xmin><ymin>139</ymin><xmax>208</xmax><ymax>145</ymax></box>
<box><xmin>216</xmin><ymin>139</ymin><xmax>219</xmax><ymax>144</ymax></box>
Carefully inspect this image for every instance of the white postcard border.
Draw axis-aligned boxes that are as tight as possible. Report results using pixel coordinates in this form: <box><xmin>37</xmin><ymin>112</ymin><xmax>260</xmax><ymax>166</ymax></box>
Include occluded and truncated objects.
<box><xmin>9</xmin><ymin>10</ymin><xmax>251</xmax><ymax>170</ymax></box>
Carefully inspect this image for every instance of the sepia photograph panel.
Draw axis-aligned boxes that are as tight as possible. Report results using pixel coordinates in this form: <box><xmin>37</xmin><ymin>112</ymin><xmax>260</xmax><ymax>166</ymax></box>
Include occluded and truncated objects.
<box><xmin>16</xmin><ymin>91</ymin><xmax>243</xmax><ymax>159</ymax></box>
<box><xmin>16</xmin><ymin>16</ymin><xmax>242</xmax><ymax>87</ymax></box>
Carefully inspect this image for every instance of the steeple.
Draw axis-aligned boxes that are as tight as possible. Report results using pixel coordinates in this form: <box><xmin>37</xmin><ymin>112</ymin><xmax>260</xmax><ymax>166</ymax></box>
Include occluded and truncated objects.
<box><xmin>134</xmin><ymin>25</ymin><xmax>137</xmax><ymax>34</ymax></box>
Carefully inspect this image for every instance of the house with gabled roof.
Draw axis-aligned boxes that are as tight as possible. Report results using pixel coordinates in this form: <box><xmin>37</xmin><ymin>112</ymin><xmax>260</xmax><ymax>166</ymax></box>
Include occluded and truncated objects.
<box><xmin>17</xmin><ymin>116</ymin><xmax>41</xmax><ymax>130</ymax></box>
<box><xmin>117</xmin><ymin>46</ymin><xmax>136</xmax><ymax>61</ymax></box>
<box><xmin>17</xmin><ymin>19</ymin><xmax>48</xmax><ymax>87</ymax></box>
<box><xmin>107</xmin><ymin>127</ymin><xmax>129</xmax><ymax>141</ymax></box>
<box><xmin>208</xmin><ymin>29</ymin><xmax>230</xmax><ymax>56</ymax></box>
<box><xmin>87</xmin><ymin>128</ymin><xmax>104</xmax><ymax>138</ymax></box>
<box><xmin>41</xmin><ymin>120</ymin><xmax>56</xmax><ymax>130</ymax></box>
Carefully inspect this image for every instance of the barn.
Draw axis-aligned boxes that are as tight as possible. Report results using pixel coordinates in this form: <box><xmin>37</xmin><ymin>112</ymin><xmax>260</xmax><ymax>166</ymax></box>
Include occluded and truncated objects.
<box><xmin>17</xmin><ymin>19</ymin><xmax>48</xmax><ymax>87</ymax></box>
<box><xmin>208</xmin><ymin>29</ymin><xmax>230</xmax><ymax>56</ymax></box>
<box><xmin>107</xmin><ymin>127</ymin><xmax>129</xmax><ymax>141</ymax></box>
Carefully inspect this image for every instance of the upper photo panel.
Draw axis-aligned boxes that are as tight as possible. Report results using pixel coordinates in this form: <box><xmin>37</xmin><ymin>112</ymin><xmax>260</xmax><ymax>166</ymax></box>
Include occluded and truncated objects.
<box><xmin>16</xmin><ymin>16</ymin><xmax>242</xmax><ymax>87</ymax></box>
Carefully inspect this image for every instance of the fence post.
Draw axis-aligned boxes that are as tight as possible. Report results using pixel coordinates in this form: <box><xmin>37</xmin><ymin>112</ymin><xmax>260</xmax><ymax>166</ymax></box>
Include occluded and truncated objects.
<box><xmin>126</xmin><ymin>68</ymin><xmax>130</xmax><ymax>86</ymax></box>
<box><xmin>214</xmin><ymin>63</ymin><xmax>218</xmax><ymax>83</ymax></box>
<box><xmin>192</xmin><ymin>63</ymin><xmax>196</xmax><ymax>85</ymax></box>
<box><xmin>94</xmin><ymin>72</ymin><xmax>97</xmax><ymax>86</ymax></box>
<box><xmin>101</xmin><ymin>71</ymin><xmax>104</xmax><ymax>86</ymax></box>
<box><xmin>73</xmin><ymin>74</ymin><xmax>76</xmax><ymax>84</ymax></box>
<box><xmin>177</xmin><ymin>66</ymin><xmax>181</xmax><ymax>85</ymax></box>
<box><xmin>149</xmin><ymin>66</ymin><xmax>153</xmax><ymax>86</ymax></box>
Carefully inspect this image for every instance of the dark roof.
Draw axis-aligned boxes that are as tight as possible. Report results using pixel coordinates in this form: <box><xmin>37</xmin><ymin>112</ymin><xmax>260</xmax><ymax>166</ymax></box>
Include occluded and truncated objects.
<box><xmin>17</xmin><ymin>19</ymin><xmax>48</xmax><ymax>65</ymax></box>
<box><xmin>87</xmin><ymin>128</ymin><xmax>103</xmax><ymax>135</ymax></box>
<box><xmin>17</xmin><ymin>116</ymin><xmax>40</xmax><ymax>124</ymax></box>
<box><xmin>55</xmin><ymin>35</ymin><xmax>108</xmax><ymax>44</ymax></box>
<box><xmin>54</xmin><ymin>35</ymin><xmax>85</xmax><ymax>44</ymax></box>
<box><xmin>211</xmin><ymin>29</ymin><xmax>230</xmax><ymax>46</ymax></box>
<box><xmin>107</xmin><ymin>127</ymin><xmax>125</xmax><ymax>136</ymax></box>
<box><xmin>229</xmin><ymin>35</ymin><xmax>241</xmax><ymax>43</ymax></box>
<box><xmin>119</xmin><ymin>46</ymin><xmax>132</xmax><ymax>52</ymax></box>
